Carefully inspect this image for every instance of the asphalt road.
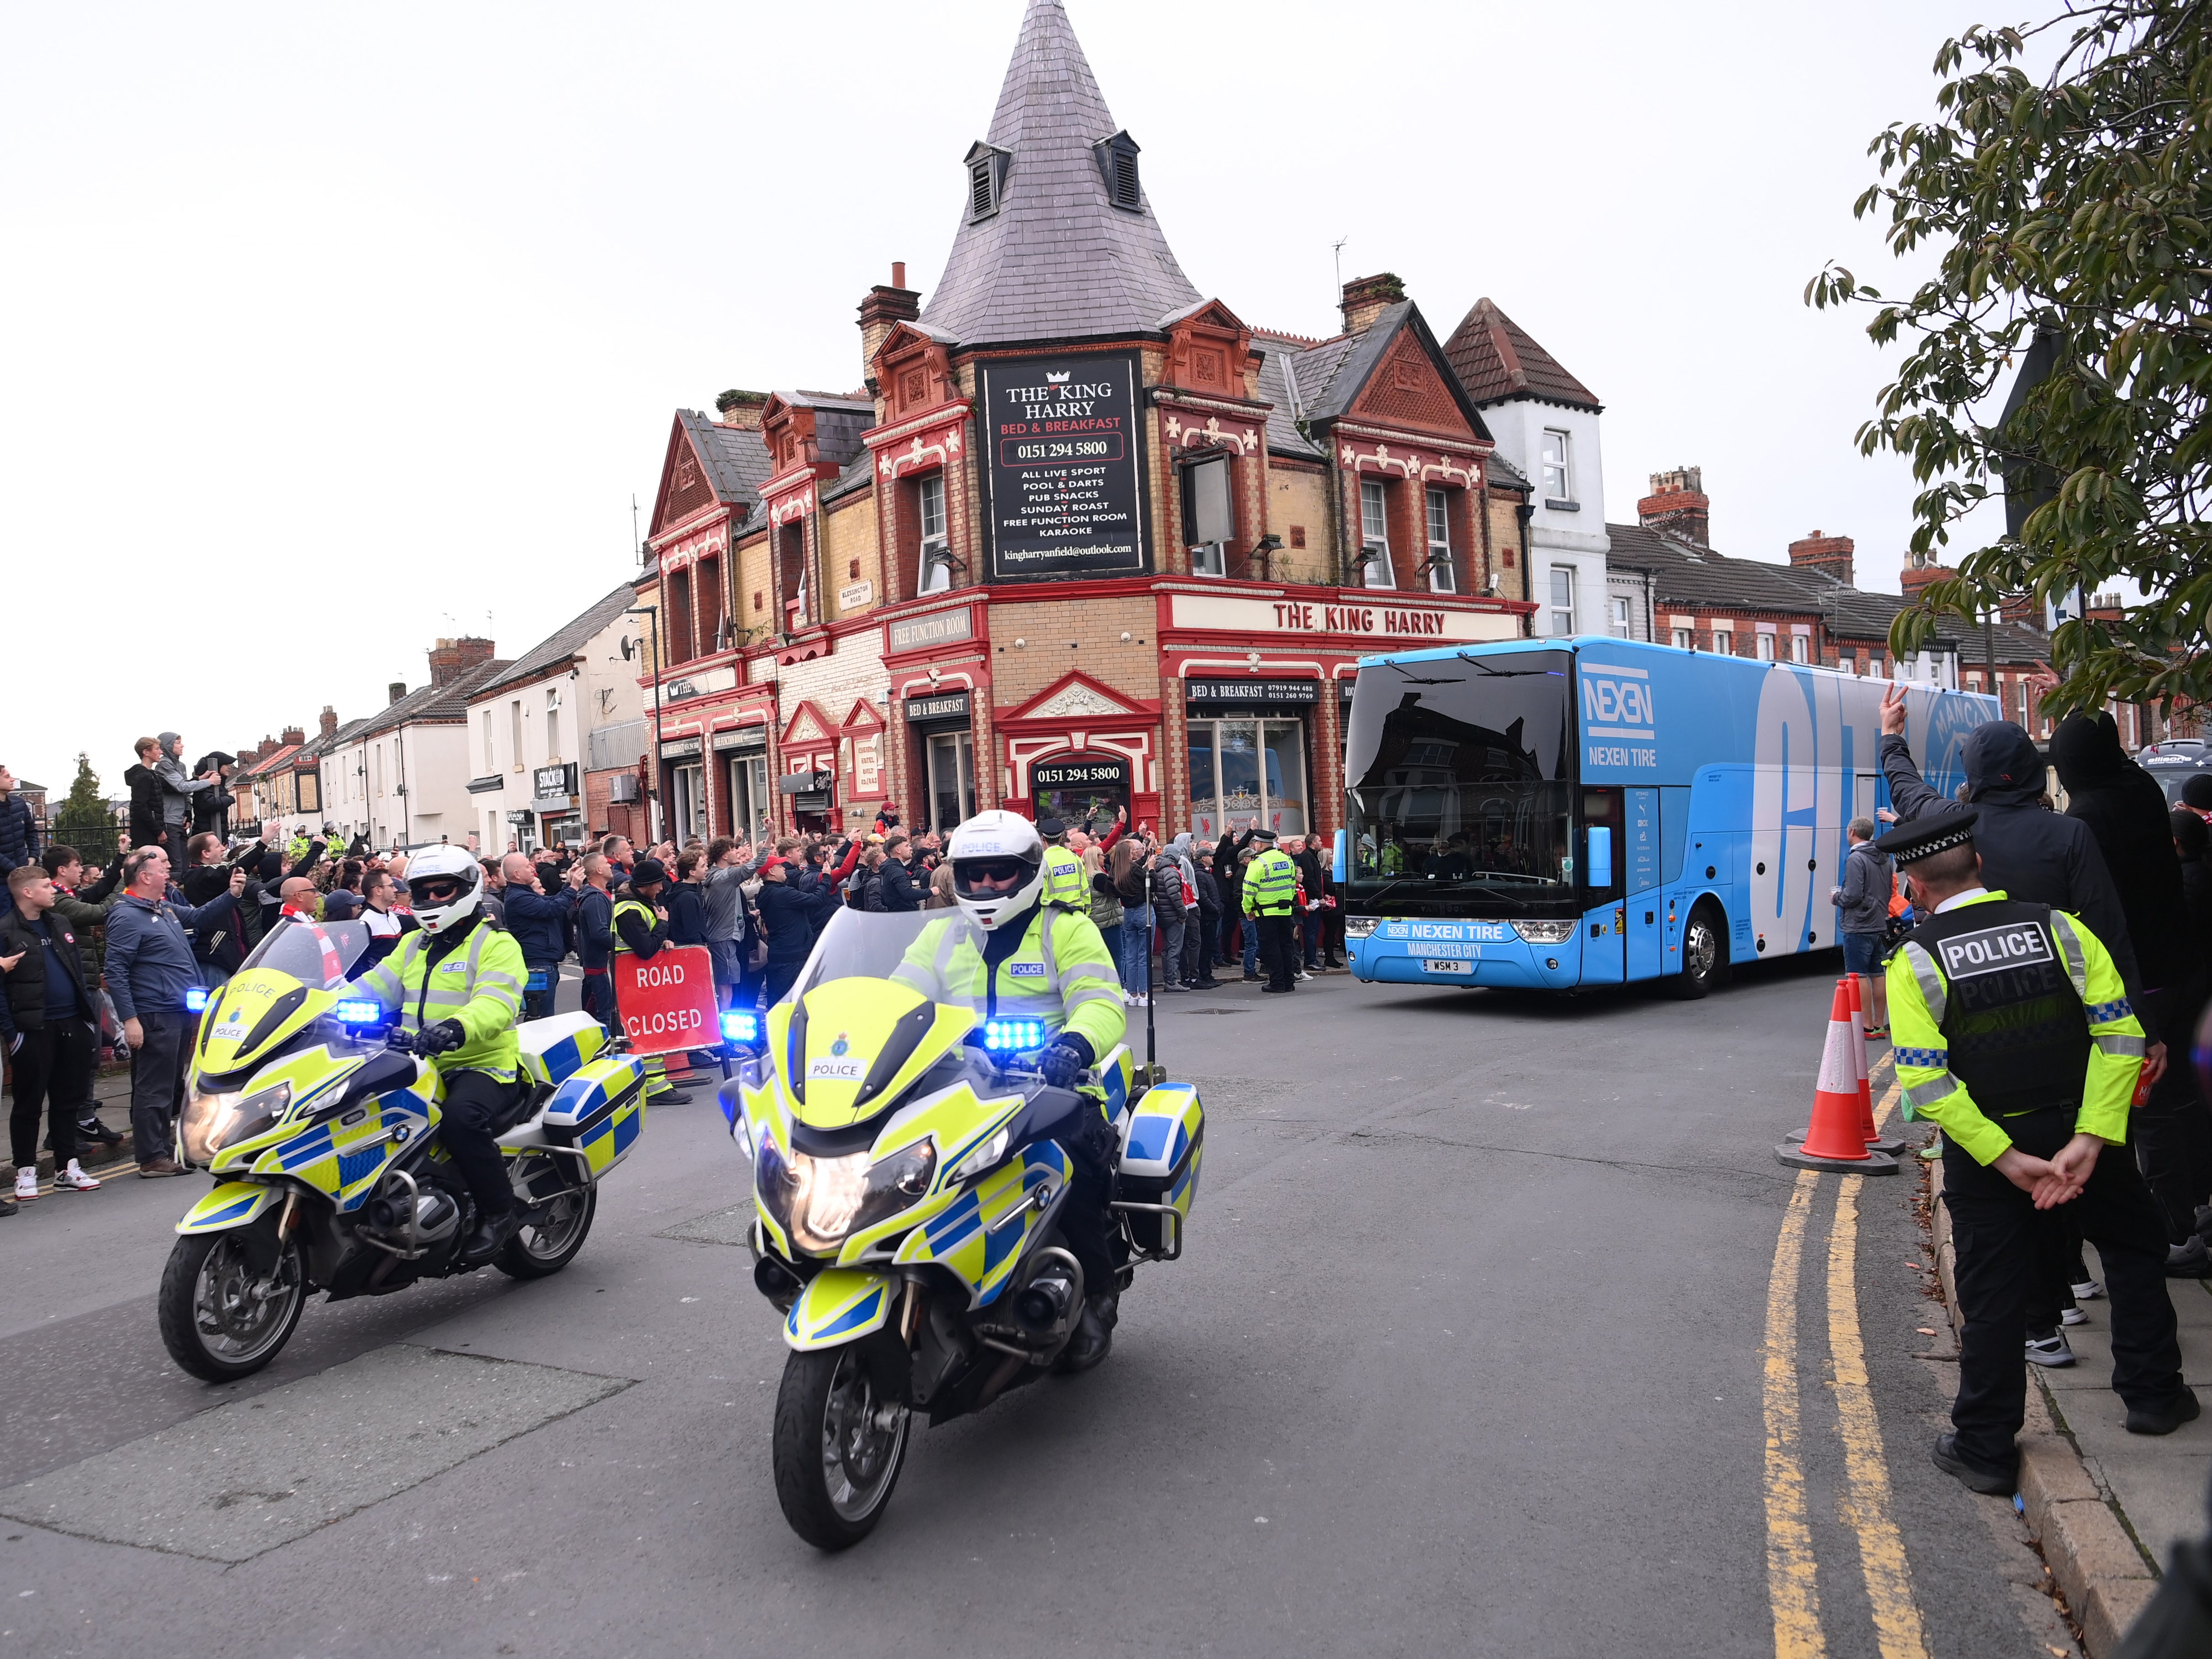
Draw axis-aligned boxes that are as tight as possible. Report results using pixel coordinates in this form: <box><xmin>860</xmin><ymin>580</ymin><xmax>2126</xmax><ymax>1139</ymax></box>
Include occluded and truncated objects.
<box><xmin>0</xmin><ymin>957</ymin><xmax>2085</xmax><ymax>1658</ymax></box>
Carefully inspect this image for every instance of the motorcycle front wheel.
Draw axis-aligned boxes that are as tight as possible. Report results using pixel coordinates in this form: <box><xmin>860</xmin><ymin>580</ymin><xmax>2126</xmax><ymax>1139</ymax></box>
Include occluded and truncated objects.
<box><xmin>159</xmin><ymin>1230</ymin><xmax>307</xmax><ymax>1382</ymax></box>
<box><xmin>772</xmin><ymin>1346</ymin><xmax>910</xmax><ymax>1549</ymax></box>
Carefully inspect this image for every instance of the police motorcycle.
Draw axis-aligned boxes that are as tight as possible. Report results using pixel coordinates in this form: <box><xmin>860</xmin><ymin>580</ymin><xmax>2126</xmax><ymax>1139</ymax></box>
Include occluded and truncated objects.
<box><xmin>720</xmin><ymin>904</ymin><xmax>1206</xmax><ymax>1549</ymax></box>
<box><xmin>159</xmin><ymin>917</ymin><xmax>647</xmax><ymax>1382</ymax></box>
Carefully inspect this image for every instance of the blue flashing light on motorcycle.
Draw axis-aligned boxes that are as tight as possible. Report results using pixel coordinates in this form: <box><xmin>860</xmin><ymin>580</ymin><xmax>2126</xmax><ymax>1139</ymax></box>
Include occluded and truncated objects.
<box><xmin>721</xmin><ymin>1009</ymin><xmax>761</xmax><ymax>1046</ymax></box>
<box><xmin>334</xmin><ymin>999</ymin><xmax>384</xmax><ymax>1026</ymax></box>
<box><xmin>184</xmin><ymin>986</ymin><xmax>210</xmax><ymax>1014</ymax></box>
<box><xmin>983</xmin><ymin>1018</ymin><xmax>1046</xmax><ymax>1051</ymax></box>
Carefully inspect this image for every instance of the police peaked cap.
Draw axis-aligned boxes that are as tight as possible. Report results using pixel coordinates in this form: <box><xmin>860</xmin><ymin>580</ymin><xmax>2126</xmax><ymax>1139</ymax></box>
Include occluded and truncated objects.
<box><xmin>1872</xmin><ymin>808</ymin><xmax>1978</xmax><ymax>866</ymax></box>
<box><xmin>1037</xmin><ymin>817</ymin><xmax>1067</xmax><ymax>838</ymax></box>
<box><xmin>1250</xmin><ymin>828</ymin><xmax>1279</xmax><ymax>842</ymax></box>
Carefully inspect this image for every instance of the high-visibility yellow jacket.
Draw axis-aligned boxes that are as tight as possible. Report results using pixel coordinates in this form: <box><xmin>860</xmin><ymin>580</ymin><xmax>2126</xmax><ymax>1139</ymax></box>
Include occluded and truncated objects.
<box><xmin>340</xmin><ymin>916</ymin><xmax>526</xmax><ymax>1081</ymax></box>
<box><xmin>893</xmin><ymin>903</ymin><xmax>1125</xmax><ymax>1061</ymax></box>
<box><xmin>1887</xmin><ymin>890</ymin><xmax>2144</xmax><ymax>1165</ymax></box>
<box><xmin>1243</xmin><ymin>847</ymin><xmax>1297</xmax><ymax>916</ymax></box>
<box><xmin>1040</xmin><ymin>843</ymin><xmax>1087</xmax><ymax>909</ymax></box>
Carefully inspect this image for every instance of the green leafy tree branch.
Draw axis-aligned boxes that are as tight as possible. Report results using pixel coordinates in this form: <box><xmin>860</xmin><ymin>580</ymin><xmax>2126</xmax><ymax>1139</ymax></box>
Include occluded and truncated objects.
<box><xmin>1808</xmin><ymin>2</ymin><xmax>2212</xmax><ymax>717</ymax></box>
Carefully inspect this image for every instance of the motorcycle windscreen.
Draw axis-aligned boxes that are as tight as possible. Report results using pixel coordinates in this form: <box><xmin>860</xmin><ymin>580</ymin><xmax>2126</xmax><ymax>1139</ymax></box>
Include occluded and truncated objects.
<box><xmin>769</xmin><ymin>911</ymin><xmax>988</xmax><ymax>1131</ymax></box>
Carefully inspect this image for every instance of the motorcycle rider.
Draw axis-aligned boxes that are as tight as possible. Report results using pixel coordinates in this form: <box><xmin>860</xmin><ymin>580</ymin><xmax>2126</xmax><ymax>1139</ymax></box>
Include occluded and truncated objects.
<box><xmin>892</xmin><ymin>811</ymin><xmax>1128</xmax><ymax>1368</ymax></box>
<box><xmin>333</xmin><ymin>843</ymin><xmax>529</xmax><ymax>1259</ymax></box>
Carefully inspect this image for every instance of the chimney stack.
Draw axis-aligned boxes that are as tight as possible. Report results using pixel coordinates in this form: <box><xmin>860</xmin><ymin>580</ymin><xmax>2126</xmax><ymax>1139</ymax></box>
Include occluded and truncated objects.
<box><xmin>1899</xmin><ymin>549</ymin><xmax>1957</xmax><ymax>602</ymax></box>
<box><xmin>280</xmin><ymin>726</ymin><xmax>305</xmax><ymax>748</ymax></box>
<box><xmin>1638</xmin><ymin>467</ymin><xmax>1710</xmax><ymax>548</ymax></box>
<box><xmin>1999</xmin><ymin>591</ymin><xmax>2040</xmax><ymax>625</ymax></box>
<box><xmin>1786</xmin><ymin>529</ymin><xmax>1854</xmax><ymax>586</ymax></box>
<box><xmin>1339</xmin><ymin>272</ymin><xmax>1406</xmax><ymax>337</ymax></box>
<box><xmin>427</xmin><ymin>636</ymin><xmax>495</xmax><ymax>688</ymax></box>
<box><xmin>319</xmin><ymin>705</ymin><xmax>339</xmax><ymax>740</ymax></box>
<box><xmin>388</xmin><ymin>682</ymin><xmax>408</xmax><ymax>705</ymax></box>
<box><xmin>714</xmin><ymin>388</ymin><xmax>769</xmax><ymax>430</ymax></box>
<box><xmin>857</xmin><ymin>263</ymin><xmax>922</xmax><ymax>386</ymax></box>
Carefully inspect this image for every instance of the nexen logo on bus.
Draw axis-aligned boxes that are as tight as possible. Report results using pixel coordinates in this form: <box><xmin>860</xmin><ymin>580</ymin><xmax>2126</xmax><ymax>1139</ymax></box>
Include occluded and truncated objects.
<box><xmin>1581</xmin><ymin>669</ymin><xmax>1656</xmax><ymax>768</ymax></box>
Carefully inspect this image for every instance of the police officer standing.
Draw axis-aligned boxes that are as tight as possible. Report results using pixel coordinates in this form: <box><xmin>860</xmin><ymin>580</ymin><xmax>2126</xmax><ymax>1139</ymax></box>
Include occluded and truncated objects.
<box><xmin>1036</xmin><ymin>817</ymin><xmax>1086</xmax><ymax>910</ymax></box>
<box><xmin>610</xmin><ymin>856</ymin><xmax>692</xmax><ymax>1105</ymax></box>
<box><xmin>1243</xmin><ymin>829</ymin><xmax>1299</xmax><ymax>993</ymax></box>
<box><xmin>1879</xmin><ymin>808</ymin><xmax>2196</xmax><ymax>1494</ymax></box>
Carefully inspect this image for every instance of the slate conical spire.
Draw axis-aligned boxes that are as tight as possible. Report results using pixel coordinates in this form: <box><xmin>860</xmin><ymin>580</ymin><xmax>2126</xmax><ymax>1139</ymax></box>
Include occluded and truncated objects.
<box><xmin>920</xmin><ymin>0</ymin><xmax>1201</xmax><ymax>347</ymax></box>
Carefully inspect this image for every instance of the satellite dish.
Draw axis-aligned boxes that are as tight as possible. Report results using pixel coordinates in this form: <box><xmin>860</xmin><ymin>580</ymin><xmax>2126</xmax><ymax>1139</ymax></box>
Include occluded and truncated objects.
<box><xmin>619</xmin><ymin>636</ymin><xmax>634</xmax><ymax>660</ymax></box>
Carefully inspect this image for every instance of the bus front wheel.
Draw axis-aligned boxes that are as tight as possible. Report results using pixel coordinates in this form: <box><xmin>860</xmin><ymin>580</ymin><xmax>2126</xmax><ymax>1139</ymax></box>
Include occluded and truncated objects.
<box><xmin>1668</xmin><ymin>901</ymin><xmax>1729</xmax><ymax>1000</ymax></box>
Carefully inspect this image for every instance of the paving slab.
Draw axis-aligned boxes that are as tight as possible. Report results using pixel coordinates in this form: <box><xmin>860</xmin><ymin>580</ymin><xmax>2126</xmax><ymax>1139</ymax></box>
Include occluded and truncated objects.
<box><xmin>0</xmin><ymin>1342</ymin><xmax>629</xmax><ymax>1561</ymax></box>
<box><xmin>656</xmin><ymin>1202</ymin><xmax>753</xmax><ymax>1247</ymax></box>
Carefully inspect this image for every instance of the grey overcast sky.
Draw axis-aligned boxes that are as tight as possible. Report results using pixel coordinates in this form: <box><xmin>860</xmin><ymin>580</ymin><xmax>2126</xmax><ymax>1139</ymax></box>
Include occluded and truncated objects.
<box><xmin>1</xmin><ymin>0</ymin><xmax>2006</xmax><ymax>796</ymax></box>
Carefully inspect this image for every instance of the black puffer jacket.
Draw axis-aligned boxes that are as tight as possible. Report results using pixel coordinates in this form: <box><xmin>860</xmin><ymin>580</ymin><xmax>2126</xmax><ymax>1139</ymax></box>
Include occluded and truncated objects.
<box><xmin>124</xmin><ymin>762</ymin><xmax>165</xmax><ymax>851</ymax></box>
<box><xmin>2054</xmin><ymin>713</ymin><xmax>2195</xmax><ymax>992</ymax></box>
<box><xmin>1881</xmin><ymin>721</ymin><xmax>2140</xmax><ymax>998</ymax></box>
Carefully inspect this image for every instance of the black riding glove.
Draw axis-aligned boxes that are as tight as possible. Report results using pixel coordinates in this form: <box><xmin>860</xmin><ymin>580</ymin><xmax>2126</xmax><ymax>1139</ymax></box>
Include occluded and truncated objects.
<box><xmin>1037</xmin><ymin>1036</ymin><xmax>1091</xmax><ymax>1089</ymax></box>
<box><xmin>416</xmin><ymin>1018</ymin><xmax>466</xmax><ymax>1056</ymax></box>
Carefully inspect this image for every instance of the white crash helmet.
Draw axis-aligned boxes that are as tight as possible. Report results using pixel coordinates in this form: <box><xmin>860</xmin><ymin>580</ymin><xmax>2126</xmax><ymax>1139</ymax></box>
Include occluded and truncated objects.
<box><xmin>947</xmin><ymin>810</ymin><xmax>1045</xmax><ymax>932</ymax></box>
<box><xmin>402</xmin><ymin>843</ymin><xmax>485</xmax><ymax>936</ymax></box>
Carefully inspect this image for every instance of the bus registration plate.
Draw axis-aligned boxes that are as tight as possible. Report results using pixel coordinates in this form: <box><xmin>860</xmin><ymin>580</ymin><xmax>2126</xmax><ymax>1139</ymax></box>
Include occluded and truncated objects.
<box><xmin>1421</xmin><ymin>959</ymin><xmax>1470</xmax><ymax>975</ymax></box>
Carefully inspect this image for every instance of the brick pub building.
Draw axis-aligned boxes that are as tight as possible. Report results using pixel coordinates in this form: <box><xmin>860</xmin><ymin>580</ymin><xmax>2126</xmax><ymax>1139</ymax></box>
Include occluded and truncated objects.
<box><xmin>630</xmin><ymin>0</ymin><xmax>1535</xmax><ymax>848</ymax></box>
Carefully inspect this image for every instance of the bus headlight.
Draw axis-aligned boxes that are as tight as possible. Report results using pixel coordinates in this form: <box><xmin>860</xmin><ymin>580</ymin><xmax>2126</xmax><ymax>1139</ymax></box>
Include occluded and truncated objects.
<box><xmin>1512</xmin><ymin>920</ymin><xmax>1578</xmax><ymax>945</ymax></box>
<box><xmin>1344</xmin><ymin>916</ymin><xmax>1379</xmax><ymax>939</ymax></box>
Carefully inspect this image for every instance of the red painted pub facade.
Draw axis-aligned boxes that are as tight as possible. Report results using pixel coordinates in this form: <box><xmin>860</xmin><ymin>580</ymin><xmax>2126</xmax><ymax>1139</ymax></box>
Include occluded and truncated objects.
<box><xmin>630</xmin><ymin>0</ymin><xmax>1534</xmax><ymax>849</ymax></box>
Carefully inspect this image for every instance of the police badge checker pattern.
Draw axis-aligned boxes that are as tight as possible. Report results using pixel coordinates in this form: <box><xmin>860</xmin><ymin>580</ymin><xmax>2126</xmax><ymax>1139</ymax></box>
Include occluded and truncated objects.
<box><xmin>1885</xmin><ymin>893</ymin><xmax>2146</xmax><ymax>1157</ymax></box>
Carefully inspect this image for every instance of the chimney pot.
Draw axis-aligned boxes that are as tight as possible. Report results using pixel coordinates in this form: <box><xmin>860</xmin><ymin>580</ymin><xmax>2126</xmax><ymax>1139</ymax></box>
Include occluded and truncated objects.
<box><xmin>857</xmin><ymin>278</ymin><xmax>923</xmax><ymax>385</ymax></box>
<box><xmin>1339</xmin><ymin>272</ymin><xmax>1407</xmax><ymax>337</ymax></box>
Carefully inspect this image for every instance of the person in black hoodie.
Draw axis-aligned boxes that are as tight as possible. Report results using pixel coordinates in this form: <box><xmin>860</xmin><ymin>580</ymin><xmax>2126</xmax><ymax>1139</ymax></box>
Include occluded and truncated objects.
<box><xmin>191</xmin><ymin>754</ymin><xmax>235</xmax><ymax>841</ymax></box>
<box><xmin>2054</xmin><ymin>712</ymin><xmax>2210</xmax><ymax>1271</ymax></box>
<box><xmin>124</xmin><ymin>739</ymin><xmax>166</xmax><ymax>854</ymax></box>
<box><xmin>1881</xmin><ymin>689</ymin><xmax>2142</xmax><ymax>1000</ymax></box>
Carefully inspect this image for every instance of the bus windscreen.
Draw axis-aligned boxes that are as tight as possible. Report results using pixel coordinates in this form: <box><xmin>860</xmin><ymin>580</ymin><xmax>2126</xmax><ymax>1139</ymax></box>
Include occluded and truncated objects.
<box><xmin>1342</xmin><ymin>650</ymin><xmax>1577</xmax><ymax>904</ymax></box>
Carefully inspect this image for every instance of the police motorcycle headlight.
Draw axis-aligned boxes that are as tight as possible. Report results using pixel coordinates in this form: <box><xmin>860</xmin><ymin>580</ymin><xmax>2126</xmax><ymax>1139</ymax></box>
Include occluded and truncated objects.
<box><xmin>758</xmin><ymin>1127</ymin><xmax>938</xmax><ymax>1255</ymax></box>
<box><xmin>178</xmin><ymin>1081</ymin><xmax>292</xmax><ymax>1167</ymax></box>
<box><xmin>1344</xmin><ymin>916</ymin><xmax>1380</xmax><ymax>940</ymax></box>
<box><xmin>1511</xmin><ymin>920</ymin><xmax>1578</xmax><ymax>945</ymax></box>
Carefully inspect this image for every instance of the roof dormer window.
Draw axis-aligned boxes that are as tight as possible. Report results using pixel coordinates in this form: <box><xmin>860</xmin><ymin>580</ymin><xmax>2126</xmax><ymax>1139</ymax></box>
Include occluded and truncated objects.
<box><xmin>964</xmin><ymin>141</ymin><xmax>1010</xmax><ymax>222</ymax></box>
<box><xmin>1094</xmin><ymin>130</ymin><xmax>1141</xmax><ymax>211</ymax></box>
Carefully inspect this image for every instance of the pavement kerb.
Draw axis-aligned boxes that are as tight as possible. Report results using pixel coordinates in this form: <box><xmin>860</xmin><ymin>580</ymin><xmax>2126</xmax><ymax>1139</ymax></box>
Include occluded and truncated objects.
<box><xmin>1926</xmin><ymin>1155</ymin><xmax>2159</xmax><ymax>1655</ymax></box>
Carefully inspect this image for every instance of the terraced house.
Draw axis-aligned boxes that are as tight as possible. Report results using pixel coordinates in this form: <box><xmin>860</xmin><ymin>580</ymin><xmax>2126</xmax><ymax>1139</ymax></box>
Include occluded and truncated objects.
<box><xmin>625</xmin><ymin>0</ymin><xmax>1540</xmax><ymax>846</ymax></box>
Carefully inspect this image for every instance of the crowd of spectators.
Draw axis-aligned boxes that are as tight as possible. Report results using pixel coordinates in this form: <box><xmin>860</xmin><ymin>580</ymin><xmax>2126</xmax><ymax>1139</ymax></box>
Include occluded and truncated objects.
<box><xmin>0</xmin><ymin>737</ymin><xmax>1346</xmax><ymax>1207</ymax></box>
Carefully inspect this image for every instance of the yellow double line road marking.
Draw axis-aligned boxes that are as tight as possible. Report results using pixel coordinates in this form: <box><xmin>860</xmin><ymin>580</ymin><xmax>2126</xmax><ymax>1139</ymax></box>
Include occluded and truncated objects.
<box><xmin>1762</xmin><ymin>1073</ymin><xmax>1929</xmax><ymax>1659</ymax></box>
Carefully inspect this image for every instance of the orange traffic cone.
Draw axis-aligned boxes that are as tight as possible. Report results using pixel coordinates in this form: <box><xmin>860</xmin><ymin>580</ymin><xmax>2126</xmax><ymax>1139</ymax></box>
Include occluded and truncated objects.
<box><xmin>1777</xmin><ymin>979</ymin><xmax>1899</xmax><ymax>1174</ymax></box>
<box><xmin>1845</xmin><ymin>973</ymin><xmax>1906</xmax><ymax>1156</ymax></box>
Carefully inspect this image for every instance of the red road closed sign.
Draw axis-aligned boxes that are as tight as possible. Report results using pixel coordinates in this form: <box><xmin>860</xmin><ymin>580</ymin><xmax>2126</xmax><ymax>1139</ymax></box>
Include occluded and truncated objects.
<box><xmin>613</xmin><ymin>946</ymin><xmax>719</xmax><ymax>1057</ymax></box>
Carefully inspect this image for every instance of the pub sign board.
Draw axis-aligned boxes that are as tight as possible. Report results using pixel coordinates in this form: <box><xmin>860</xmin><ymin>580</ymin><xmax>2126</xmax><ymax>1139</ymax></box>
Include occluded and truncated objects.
<box><xmin>980</xmin><ymin>351</ymin><xmax>1149</xmax><ymax>582</ymax></box>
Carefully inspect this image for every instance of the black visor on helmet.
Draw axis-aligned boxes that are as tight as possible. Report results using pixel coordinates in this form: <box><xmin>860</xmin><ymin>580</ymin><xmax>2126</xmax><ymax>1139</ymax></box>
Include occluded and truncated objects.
<box><xmin>409</xmin><ymin>874</ymin><xmax>468</xmax><ymax>906</ymax></box>
<box><xmin>953</xmin><ymin>854</ymin><xmax>1033</xmax><ymax>895</ymax></box>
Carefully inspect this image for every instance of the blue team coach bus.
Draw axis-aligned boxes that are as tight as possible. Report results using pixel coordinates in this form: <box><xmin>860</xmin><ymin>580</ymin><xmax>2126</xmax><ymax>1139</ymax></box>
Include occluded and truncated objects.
<box><xmin>1337</xmin><ymin>637</ymin><xmax>1998</xmax><ymax>996</ymax></box>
